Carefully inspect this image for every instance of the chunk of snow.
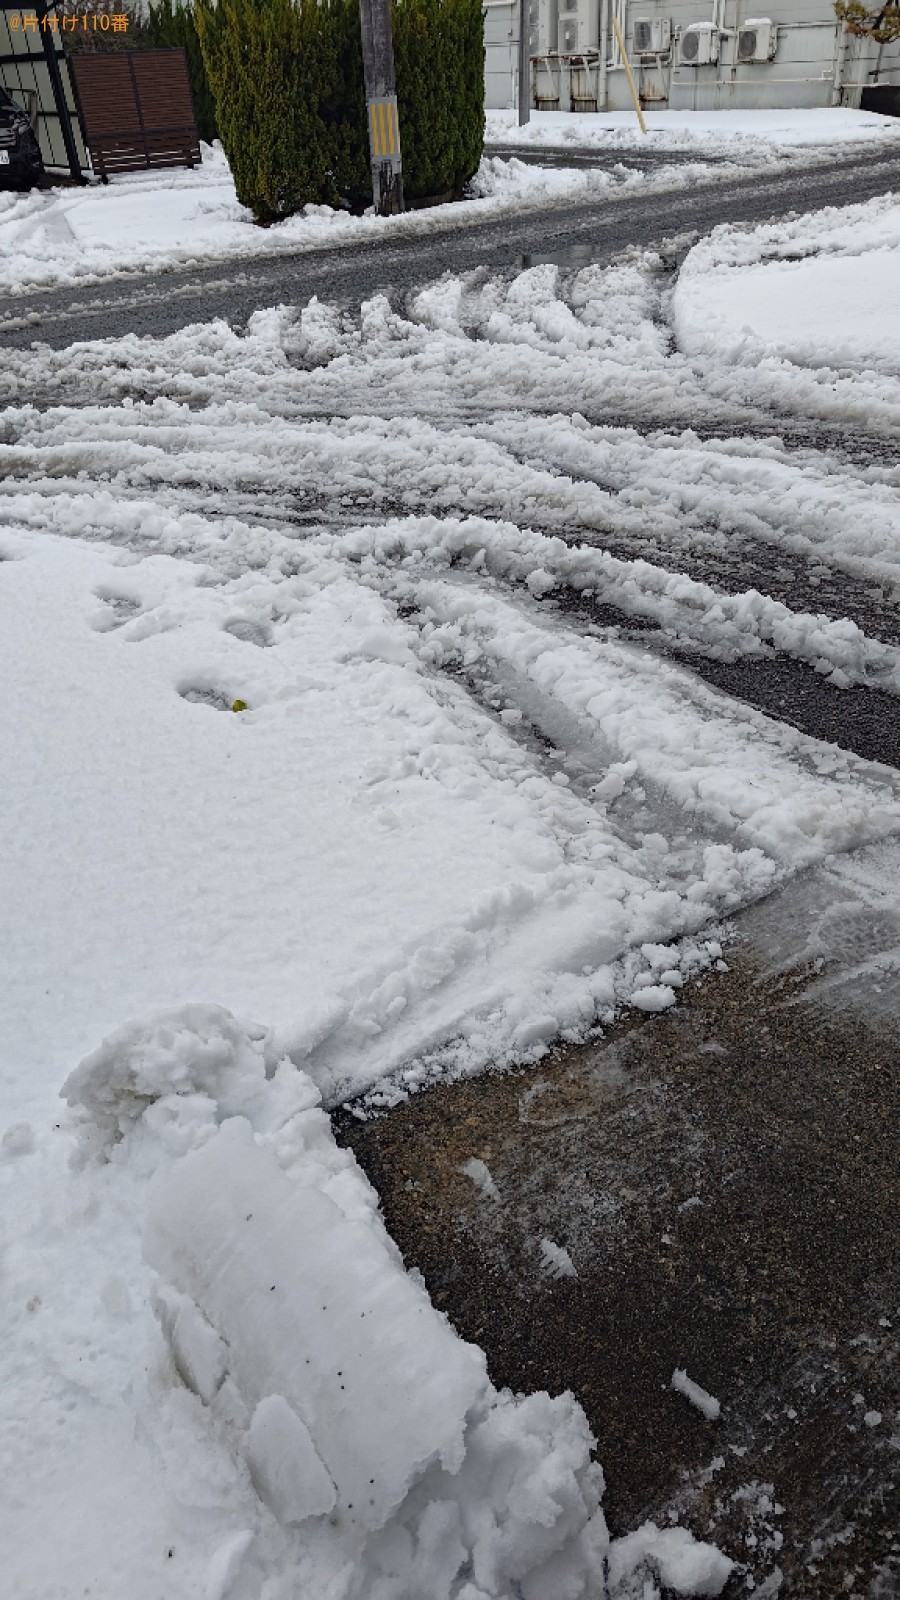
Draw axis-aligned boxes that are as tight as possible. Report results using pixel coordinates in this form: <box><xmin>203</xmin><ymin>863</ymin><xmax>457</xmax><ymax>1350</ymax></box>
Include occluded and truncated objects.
<box><xmin>154</xmin><ymin>1284</ymin><xmax>228</xmax><ymax>1405</ymax></box>
<box><xmin>540</xmin><ymin>1239</ymin><xmax>578</xmax><ymax>1279</ymax></box>
<box><xmin>630</xmin><ymin>984</ymin><xmax>677</xmax><ymax>1014</ymax></box>
<box><xmin>671</xmin><ymin>1368</ymin><xmax>722</xmax><ymax>1421</ymax></box>
<box><xmin>145</xmin><ymin>1116</ymin><xmax>485</xmax><ymax>1532</ymax></box>
<box><xmin>461</xmin><ymin>1156</ymin><xmax>499</xmax><ymax>1199</ymax></box>
<box><xmin>245</xmin><ymin>1395</ymin><xmax>337</xmax><ymax>1523</ymax></box>
<box><xmin>593</xmin><ymin>771</ymin><xmax>625</xmax><ymax>801</ymax></box>
<box><xmin>863</xmin><ymin>1409</ymin><xmax>883</xmax><ymax>1427</ymax></box>
<box><xmin>608</xmin><ymin>1521</ymin><xmax>733</xmax><ymax>1595</ymax></box>
<box><xmin>62</xmin><ymin>1003</ymin><xmax>271</xmax><ymax>1151</ymax></box>
<box><xmin>526</xmin><ymin>567</ymin><xmax>556</xmax><ymax>596</ymax></box>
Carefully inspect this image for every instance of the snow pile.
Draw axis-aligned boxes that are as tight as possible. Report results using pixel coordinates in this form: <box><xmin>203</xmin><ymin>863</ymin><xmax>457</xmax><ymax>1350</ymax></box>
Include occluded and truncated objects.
<box><xmin>62</xmin><ymin>1002</ymin><xmax>277</xmax><ymax>1153</ymax></box>
<box><xmin>468</xmin><ymin>152</ymin><xmax>718</xmax><ymax>206</ymax></box>
<box><xmin>673</xmin><ymin>194</ymin><xmax>900</xmax><ymax>373</ymax></box>
<box><xmin>53</xmin><ymin>1004</ymin><xmax>734</xmax><ymax>1600</ymax></box>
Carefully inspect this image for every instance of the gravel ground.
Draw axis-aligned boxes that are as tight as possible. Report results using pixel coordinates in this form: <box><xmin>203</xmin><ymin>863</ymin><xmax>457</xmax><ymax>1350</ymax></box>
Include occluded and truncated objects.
<box><xmin>337</xmin><ymin>856</ymin><xmax>900</xmax><ymax>1598</ymax></box>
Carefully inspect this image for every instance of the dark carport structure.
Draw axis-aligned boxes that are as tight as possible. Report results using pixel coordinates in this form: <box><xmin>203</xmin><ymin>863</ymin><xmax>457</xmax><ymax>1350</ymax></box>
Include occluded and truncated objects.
<box><xmin>0</xmin><ymin>0</ymin><xmax>87</xmax><ymax>180</ymax></box>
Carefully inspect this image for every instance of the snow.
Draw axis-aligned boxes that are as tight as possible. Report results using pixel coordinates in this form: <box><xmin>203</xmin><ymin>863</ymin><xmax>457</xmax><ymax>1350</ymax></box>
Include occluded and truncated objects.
<box><xmin>3</xmin><ymin>107</ymin><xmax>893</xmax><ymax>300</ymax></box>
<box><xmin>672</xmin><ymin>1369</ymin><xmax>723</xmax><ymax>1421</ymax></box>
<box><xmin>35</xmin><ymin>1002</ymin><xmax>730</xmax><ymax>1599</ymax></box>
<box><xmin>0</xmin><ymin>136</ymin><xmax>722</xmax><ymax>300</ymax></box>
<box><xmin>673</xmin><ymin>196</ymin><xmax>900</xmax><ymax>373</ymax></box>
<box><xmin>608</xmin><ymin>1523</ymin><xmax>734</xmax><ymax>1596</ymax></box>
<box><xmin>4</xmin><ymin>185</ymin><xmax>900</xmax><ymax>1598</ymax></box>
<box><xmin>486</xmin><ymin>105</ymin><xmax>900</xmax><ymax>152</ymax></box>
<box><xmin>540</xmin><ymin>1239</ymin><xmax>579</xmax><ymax>1279</ymax></box>
<box><xmin>629</xmin><ymin>984</ymin><xmax>677</xmax><ymax>1013</ymax></box>
<box><xmin>462</xmin><ymin>1156</ymin><xmax>501</xmax><ymax>1198</ymax></box>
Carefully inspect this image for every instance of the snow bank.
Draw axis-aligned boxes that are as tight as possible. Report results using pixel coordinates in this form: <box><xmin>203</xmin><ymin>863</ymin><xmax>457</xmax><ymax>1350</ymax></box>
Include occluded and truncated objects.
<box><xmin>673</xmin><ymin>194</ymin><xmax>900</xmax><ymax>373</ymax></box>
<box><xmin>56</xmin><ymin>1003</ymin><xmax>733</xmax><ymax>1600</ymax></box>
<box><xmin>486</xmin><ymin>106</ymin><xmax>900</xmax><ymax>153</ymax></box>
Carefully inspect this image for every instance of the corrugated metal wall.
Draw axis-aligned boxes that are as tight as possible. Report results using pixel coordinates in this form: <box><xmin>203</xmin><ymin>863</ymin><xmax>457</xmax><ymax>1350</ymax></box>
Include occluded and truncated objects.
<box><xmin>485</xmin><ymin>0</ymin><xmax>900</xmax><ymax>113</ymax></box>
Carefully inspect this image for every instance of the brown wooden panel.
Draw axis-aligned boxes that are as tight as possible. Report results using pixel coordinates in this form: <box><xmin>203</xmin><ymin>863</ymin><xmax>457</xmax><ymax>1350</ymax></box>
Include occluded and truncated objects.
<box><xmin>70</xmin><ymin>48</ymin><xmax>199</xmax><ymax>176</ymax></box>
<box><xmin>70</xmin><ymin>53</ymin><xmax>140</xmax><ymax>134</ymax></box>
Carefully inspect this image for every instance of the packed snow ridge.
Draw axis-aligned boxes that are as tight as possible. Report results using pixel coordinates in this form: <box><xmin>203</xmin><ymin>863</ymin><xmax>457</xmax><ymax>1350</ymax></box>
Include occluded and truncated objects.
<box><xmin>54</xmin><ymin>1004</ymin><xmax>733</xmax><ymax>1600</ymax></box>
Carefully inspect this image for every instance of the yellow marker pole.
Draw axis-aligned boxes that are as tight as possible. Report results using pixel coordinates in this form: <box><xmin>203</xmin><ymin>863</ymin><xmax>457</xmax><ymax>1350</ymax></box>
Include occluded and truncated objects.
<box><xmin>612</xmin><ymin>13</ymin><xmax>648</xmax><ymax>135</ymax></box>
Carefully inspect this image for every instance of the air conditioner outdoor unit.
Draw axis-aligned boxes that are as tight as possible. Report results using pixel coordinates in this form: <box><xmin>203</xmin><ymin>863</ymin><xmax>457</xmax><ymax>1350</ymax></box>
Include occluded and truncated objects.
<box><xmin>737</xmin><ymin>17</ymin><xmax>777</xmax><ymax>60</ymax></box>
<box><xmin>633</xmin><ymin>17</ymin><xmax>672</xmax><ymax>53</ymax></box>
<box><xmin>559</xmin><ymin>10</ymin><xmax>579</xmax><ymax>50</ymax></box>
<box><xmin>679</xmin><ymin>22</ymin><xmax>719</xmax><ymax>63</ymax></box>
<box><xmin>558</xmin><ymin>0</ymin><xmax>598</xmax><ymax>51</ymax></box>
<box><xmin>529</xmin><ymin>0</ymin><xmax>559</xmax><ymax>55</ymax></box>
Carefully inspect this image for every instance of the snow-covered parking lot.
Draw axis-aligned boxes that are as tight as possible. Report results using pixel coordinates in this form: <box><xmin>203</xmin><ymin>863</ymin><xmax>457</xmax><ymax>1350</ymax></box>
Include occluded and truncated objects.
<box><xmin>2</xmin><ymin>167</ymin><xmax>900</xmax><ymax>1599</ymax></box>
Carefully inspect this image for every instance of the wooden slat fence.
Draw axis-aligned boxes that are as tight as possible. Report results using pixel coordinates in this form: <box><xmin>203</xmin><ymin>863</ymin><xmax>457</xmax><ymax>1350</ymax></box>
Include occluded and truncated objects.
<box><xmin>70</xmin><ymin>47</ymin><xmax>199</xmax><ymax>178</ymax></box>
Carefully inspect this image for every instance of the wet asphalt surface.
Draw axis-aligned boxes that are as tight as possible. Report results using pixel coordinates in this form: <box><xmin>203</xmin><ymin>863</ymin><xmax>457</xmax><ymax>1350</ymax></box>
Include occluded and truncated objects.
<box><xmin>7</xmin><ymin>141</ymin><xmax>900</xmax><ymax>1593</ymax></box>
<box><xmin>481</xmin><ymin>140</ymin><xmax>737</xmax><ymax>170</ymax></box>
<box><xmin>546</xmin><ymin>586</ymin><xmax>900</xmax><ymax>773</ymax></box>
<box><xmin>1</xmin><ymin>144</ymin><xmax>898</xmax><ymax>351</ymax></box>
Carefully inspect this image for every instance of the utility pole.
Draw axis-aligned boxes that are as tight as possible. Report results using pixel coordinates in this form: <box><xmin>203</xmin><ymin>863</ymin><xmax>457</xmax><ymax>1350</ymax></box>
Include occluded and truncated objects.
<box><xmin>517</xmin><ymin>0</ymin><xmax>531</xmax><ymax>124</ymax></box>
<box><xmin>358</xmin><ymin>0</ymin><xmax>404</xmax><ymax>215</ymax></box>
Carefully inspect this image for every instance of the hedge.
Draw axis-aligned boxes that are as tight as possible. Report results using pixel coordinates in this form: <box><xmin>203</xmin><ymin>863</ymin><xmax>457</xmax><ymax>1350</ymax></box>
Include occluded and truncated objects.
<box><xmin>195</xmin><ymin>0</ymin><xmax>484</xmax><ymax>222</ymax></box>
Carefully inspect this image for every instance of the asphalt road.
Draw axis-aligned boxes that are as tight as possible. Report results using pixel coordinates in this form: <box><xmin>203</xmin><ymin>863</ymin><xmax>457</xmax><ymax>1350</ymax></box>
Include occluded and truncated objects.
<box><xmin>1</xmin><ymin>144</ymin><xmax>898</xmax><ymax>350</ymax></box>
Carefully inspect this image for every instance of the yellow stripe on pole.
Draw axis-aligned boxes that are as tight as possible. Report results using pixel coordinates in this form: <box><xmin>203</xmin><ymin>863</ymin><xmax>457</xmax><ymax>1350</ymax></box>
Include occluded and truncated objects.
<box><xmin>368</xmin><ymin>97</ymin><xmax>401</xmax><ymax>158</ymax></box>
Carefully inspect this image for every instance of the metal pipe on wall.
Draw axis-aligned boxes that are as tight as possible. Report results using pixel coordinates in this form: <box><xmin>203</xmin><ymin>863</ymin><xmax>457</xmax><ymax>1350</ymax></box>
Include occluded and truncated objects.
<box><xmin>598</xmin><ymin>0</ymin><xmax>610</xmax><ymax>107</ymax></box>
<box><xmin>518</xmin><ymin>0</ymin><xmax>531</xmax><ymax>122</ymax></box>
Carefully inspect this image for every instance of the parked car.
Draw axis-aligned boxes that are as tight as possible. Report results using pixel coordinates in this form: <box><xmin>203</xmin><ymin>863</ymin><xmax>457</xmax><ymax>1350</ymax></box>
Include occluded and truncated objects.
<box><xmin>0</xmin><ymin>85</ymin><xmax>44</xmax><ymax>190</ymax></box>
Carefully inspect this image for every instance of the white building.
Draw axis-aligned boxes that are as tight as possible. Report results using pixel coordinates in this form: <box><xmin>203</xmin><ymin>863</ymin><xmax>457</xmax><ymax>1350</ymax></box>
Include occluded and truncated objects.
<box><xmin>484</xmin><ymin>0</ymin><xmax>900</xmax><ymax>115</ymax></box>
